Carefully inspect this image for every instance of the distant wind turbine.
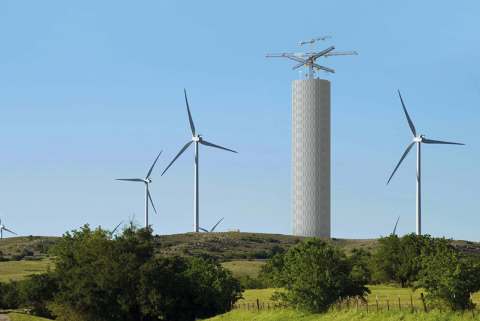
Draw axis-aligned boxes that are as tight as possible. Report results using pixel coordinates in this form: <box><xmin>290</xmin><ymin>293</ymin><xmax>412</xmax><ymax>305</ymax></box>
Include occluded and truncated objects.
<box><xmin>199</xmin><ymin>217</ymin><xmax>224</xmax><ymax>233</ymax></box>
<box><xmin>0</xmin><ymin>217</ymin><xmax>18</xmax><ymax>239</ymax></box>
<box><xmin>393</xmin><ymin>215</ymin><xmax>400</xmax><ymax>235</ymax></box>
<box><xmin>108</xmin><ymin>220</ymin><xmax>124</xmax><ymax>239</ymax></box>
<box><xmin>162</xmin><ymin>89</ymin><xmax>237</xmax><ymax>232</ymax></box>
<box><xmin>387</xmin><ymin>91</ymin><xmax>464</xmax><ymax>235</ymax></box>
<box><xmin>117</xmin><ymin>151</ymin><xmax>162</xmax><ymax>228</ymax></box>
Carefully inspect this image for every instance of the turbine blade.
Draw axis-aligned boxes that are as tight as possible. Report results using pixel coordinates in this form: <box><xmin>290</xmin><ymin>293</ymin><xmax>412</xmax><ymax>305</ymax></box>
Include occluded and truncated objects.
<box><xmin>398</xmin><ymin>90</ymin><xmax>416</xmax><ymax>137</ymax></box>
<box><xmin>393</xmin><ymin>215</ymin><xmax>400</xmax><ymax>235</ymax></box>
<box><xmin>161</xmin><ymin>141</ymin><xmax>194</xmax><ymax>176</ymax></box>
<box><xmin>112</xmin><ymin>220</ymin><xmax>124</xmax><ymax>235</ymax></box>
<box><xmin>145</xmin><ymin>150</ymin><xmax>163</xmax><ymax>179</ymax></box>
<box><xmin>210</xmin><ymin>217</ymin><xmax>224</xmax><ymax>232</ymax></box>
<box><xmin>148</xmin><ymin>190</ymin><xmax>157</xmax><ymax>214</ymax></box>
<box><xmin>116</xmin><ymin>179</ymin><xmax>144</xmax><ymax>182</ymax></box>
<box><xmin>422</xmin><ymin>138</ymin><xmax>464</xmax><ymax>145</ymax></box>
<box><xmin>387</xmin><ymin>142</ymin><xmax>415</xmax><ymax>185</ymax></box>
<box><xmin>198</xmin><ymin>227</ymin><xmax>209</xmax><ymax>233</ymax></box>
<box><xmin>185</xmin><ymin>89</ymin><xmax>196</xmax><ymax>137</ymax></box>
<box><xmin>3</xmin><ymin>228</ymin><xmax>17</xmax><ymax>235</ymax></box>
<box><xmin>199</xmin><ymin>140</ymin><xmax>237</xmax><ymax>153</ymax></box>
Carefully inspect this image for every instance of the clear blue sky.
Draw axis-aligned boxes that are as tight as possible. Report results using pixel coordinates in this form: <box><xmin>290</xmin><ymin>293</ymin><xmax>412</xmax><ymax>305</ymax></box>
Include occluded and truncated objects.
<box><xmin>1</xmin><ymin>1</ymin><xmax>479</xmax><ymax>240</ymax></box>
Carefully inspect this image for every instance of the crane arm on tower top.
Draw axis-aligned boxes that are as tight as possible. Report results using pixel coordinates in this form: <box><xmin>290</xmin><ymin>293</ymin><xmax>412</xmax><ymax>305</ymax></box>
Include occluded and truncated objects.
<box><xmin>325</xmin><ymin>51</ymin><xmax>358</xmax><ymax>57</ymax></box>
<box><xmin>300</xmin><ymin>35</ymin><xmax>331</xmax><ymax>45</ymax></box>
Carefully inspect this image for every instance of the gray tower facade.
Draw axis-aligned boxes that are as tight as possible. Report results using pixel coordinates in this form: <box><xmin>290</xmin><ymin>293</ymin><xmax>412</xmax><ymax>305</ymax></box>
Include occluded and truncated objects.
<box><xmin>292</xmin><ymin>79</ymin><xmax>331</xmax><ymax>238</ymax></box>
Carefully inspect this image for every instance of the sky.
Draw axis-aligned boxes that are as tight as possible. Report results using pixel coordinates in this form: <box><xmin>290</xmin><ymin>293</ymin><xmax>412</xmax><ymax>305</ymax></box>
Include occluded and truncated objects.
<box><xmin>0</xmin><ymin>1</ymin><xmax>479</xmax><ymax>241</ymax></box>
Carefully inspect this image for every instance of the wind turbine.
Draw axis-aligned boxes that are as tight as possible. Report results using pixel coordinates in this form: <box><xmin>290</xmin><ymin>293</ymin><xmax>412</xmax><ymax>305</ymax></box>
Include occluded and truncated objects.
<box><xmin>108</xmin><ymin>220</ymin><xmax>124</xmax><ymax>239</ymax></box>
<box><xmin>199</xmin><ymin>217</ymin><xmax>224</xmax><ymax>233</ymax></box>
<box><xmin>0</xmin><ymin>217</ymin><xmax>18</xmax><ymax>239</ymax></box>
<box><xmin>393</xmin><ymin>215</ymin><xmax>400</xmax><ymax>235</ymax></box>
<box><xmin>117</xmin><ymin>151</ymin><xmax>162</xmax><ymax>228</ymax></box>
<box><xmin>162</xmin><ymin>89</ymin><xmax>237</xmax><ymax>232</ymax></box>
<box><xmin>387</xmin><ymin>91</ymin><xmax>464</xmax><ymax>235</ymax></box>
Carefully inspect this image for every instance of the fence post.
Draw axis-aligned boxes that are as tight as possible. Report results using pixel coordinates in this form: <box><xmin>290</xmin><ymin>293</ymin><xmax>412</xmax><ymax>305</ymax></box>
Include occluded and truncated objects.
<box><xmin>257</xmin><ymin>299</ymin><xmax>260</xmax><ymax>311</ymax></box>
<box><xmin>398</xmin><ymin>293</ymin><xmax>401</xmax><ymax>310</ymax></box>
<box><xmin>263</xmin><ymin>299</ymin><xmax>264</xmax><ymax>310</ymax></box>
<box><xmin>231</xmin><ymin>301</ymin><xmax>232</xmax><ymax>311</ymax></box>
<box><xmin>471</xmin><ymin>293</ymin><xmax>474</xmax><ymax>317</ymax></box>
<box><xmin>366</xmin><ymin>295</ymin><xmax>368</xmax><ymax>313</ymax></box>
<box><xmin>410</xmin><ymin>292</ymin><xmax>413</xmax><ymax>308</ymax></box>
<box><xmin>420</xmin><ymin>293</ymin><xmax>427</xmax><ymax>312</ymax></box>
<box><xmin>356</xmin><ymin>295</ymin><xmax>359</xmax><ymax>310</ymax></box>
<box><xmin>454</xmin><ymin>294</ymin><xmax>456</xmax><ymax>312</ymax></box>
<box><xmin>339</xmin><ymin>296</ymin><xmax>342</xmax><ymax>310</ymax></box>
<box><xmin>347</xmin><ymin>296</ymin><xmax>350</xmax><ymax>309</ymax></box>
<box><xmin>387</xmin><ymin>294</ymin><xmax>389</xmax><ymax>311</ymax></box>
<box><xmin>376</xmin><ymin>295</ymin><xmax>379</xmax><ymax>312</ymax></box>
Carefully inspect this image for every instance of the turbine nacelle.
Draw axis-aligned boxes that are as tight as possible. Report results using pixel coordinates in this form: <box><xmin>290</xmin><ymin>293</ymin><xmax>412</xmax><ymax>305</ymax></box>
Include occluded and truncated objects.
<box><xmin>145</xmin><ymin>178</ymin><xmax>152</xmax><ymax>183</ymax></box>
<box><xmin>192</xmin><ymin>135</ymin><xmax>202</xmax><ymax>142</ymax></box>
<box><xmin>413</xmin><ymin>135</ymin><xmax>425</xmax><ymax>142</ymax></box>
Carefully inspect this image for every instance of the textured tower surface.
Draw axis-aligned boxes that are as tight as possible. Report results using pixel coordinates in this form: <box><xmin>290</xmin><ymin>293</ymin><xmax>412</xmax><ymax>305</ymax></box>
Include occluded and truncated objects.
<box><xmin>292</xmin><ymin>79</ymin><xmax>331</xmax><ymax>238</ymax></box>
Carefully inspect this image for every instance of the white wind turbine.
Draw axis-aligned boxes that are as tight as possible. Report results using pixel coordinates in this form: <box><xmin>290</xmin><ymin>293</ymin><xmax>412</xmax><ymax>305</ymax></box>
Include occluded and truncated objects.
<box><xmin>199</xmin><ymin>217</ymin><xmax>224</xmax><ymax>233</ymax></box>
<box><xmin>0</xmin><ymin>217</ymin><xmax>18</xmax><ymax>239</ymax></box>
<box><xmin>117</xmin><ymin>151</ymin><xmax>162</xmax><ymax>228</ymax></box>
<box><xmin>162</xmin><ymin>89</ymin><xmax>237</xmax><ymax>232</ymax></box>
<box><xmin>108</xmin><ymin>220</ymin><xmax>124</xmax><ymax>239</ymax></box>
<box><xmin>387</xmin><ymin>91</ymin><xmax>464</xmax><ymax>235</ymax></box>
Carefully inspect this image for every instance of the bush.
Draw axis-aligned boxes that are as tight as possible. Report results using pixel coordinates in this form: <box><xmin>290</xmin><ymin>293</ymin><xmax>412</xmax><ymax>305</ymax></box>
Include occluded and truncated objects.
<box><xmin>414</xmin><ymin>241</ymin><xmax>480</xmax><ymax>311</ymax></box>
<box><xmin>13</xmin><ymin>224</ymin><xmax>242</xmax><ymax>321</ymax></box>
<box><xmin>261</xmin><ymin>238</ymin><xmax>370</xmax><ymax>313</ymax></box>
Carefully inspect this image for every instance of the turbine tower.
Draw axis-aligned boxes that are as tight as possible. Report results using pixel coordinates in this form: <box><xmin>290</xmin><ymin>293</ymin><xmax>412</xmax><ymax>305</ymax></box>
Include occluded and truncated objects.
<box><xmin>267</xmin><ymin>36</ymin><xmax>357</xmax><ymax>238</ymax></box>
<box><xmin>117</xmin><ymin>151</ymin><xmax>162</xmax><ymax>228</ymax></box>
<box><xmin>162</xmin><ymin>89</ymin><xmax>237</xmax><ymax>233</ymax></box>
<box><xmin>0</xmin><ymin>217</ymin><xmax>18</xmax><ymax>239</ymax></box>
<box><xmin>387</xmin><ymin>91</ymin><xmax>464</xmax><ymax>235</ymax></box>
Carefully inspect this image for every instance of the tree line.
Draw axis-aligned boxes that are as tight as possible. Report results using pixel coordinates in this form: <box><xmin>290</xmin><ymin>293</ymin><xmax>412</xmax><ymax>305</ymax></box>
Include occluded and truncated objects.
<box><xmin>1</xmin><ymin>229</ymin><xmax>480</xmax><ymax>318</ymax></box>
<box><xmin>257</xmin><ymin>233</ymin><xmax>480</xmax><ymax>313</ymax></box>
<box><xmin>0</xmin><ymin>225</ymin><xmax>242</xmax><ymax>321</ymax></box>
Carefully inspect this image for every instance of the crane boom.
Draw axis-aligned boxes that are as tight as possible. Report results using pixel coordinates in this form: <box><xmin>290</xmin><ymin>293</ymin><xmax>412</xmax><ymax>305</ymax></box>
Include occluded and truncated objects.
<box><xmin>325</xmin><ymin>51</ymin><xmax>358</xmax><ymax>57</ymax></box>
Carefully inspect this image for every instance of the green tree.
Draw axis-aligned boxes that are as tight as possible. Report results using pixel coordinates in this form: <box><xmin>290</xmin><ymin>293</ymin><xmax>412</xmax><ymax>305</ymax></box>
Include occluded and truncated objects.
<box><xmin>414</xmin><ymin>242</ymin><xmax>480</xmax><ymax>310</ymax></box>
<box><xmin>37</xmin><ymin>224</ymin><xmax>241</xmax><ymax>321</ymax></box>
<box><xmin>261</xmin><ymin>237</ymin><xmax>370</xmax><ymax>313</ymax></box>
<box><xmin>372</xmin><ymin>233</ymin><xmax>452</xmax><ymax>287</ymax></box>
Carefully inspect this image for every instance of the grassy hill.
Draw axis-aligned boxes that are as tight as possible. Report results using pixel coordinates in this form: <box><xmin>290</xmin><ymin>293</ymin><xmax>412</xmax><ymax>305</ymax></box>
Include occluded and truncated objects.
<box><xmin>153</xmin><ymin>232</ymin><xmax>480</xmax><ymax>259</ymax></box>
<box><xmin>1</xmin><ymin>232</ymin><xmax>480</xmax><ymax>283</ymax></box>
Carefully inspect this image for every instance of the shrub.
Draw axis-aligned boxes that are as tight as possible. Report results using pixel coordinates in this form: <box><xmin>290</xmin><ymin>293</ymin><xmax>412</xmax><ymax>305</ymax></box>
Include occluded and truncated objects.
<box><xmin>261</xmin><ymin>237</ymin><xmax>370</xmax><ymax>313</ymax></box>
<box><xmin>414</xmin><ymin>241</ymin><xmax>480</xmax><ymax>311</ymax></box>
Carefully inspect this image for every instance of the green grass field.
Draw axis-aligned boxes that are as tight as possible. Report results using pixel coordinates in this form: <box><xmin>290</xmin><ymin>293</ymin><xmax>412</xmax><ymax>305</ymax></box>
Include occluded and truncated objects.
<box><xmin>220</xmin><ymin>261</ymin><xmax>265</xmax><ymax>278</ymax></box>
<box><xmin>0</xmin><ymin>260</ymin><xmax>53</xmax><ymax>282</ymax></box>
<box><xmin>207</xmin><ymin>309</ymin><xmax>480</xmax><ymax>321</ymax></box>
<box><xmin>239</xmin><ymin>285</ymin><xmax>480</xmax><ymax>310</ymax></box>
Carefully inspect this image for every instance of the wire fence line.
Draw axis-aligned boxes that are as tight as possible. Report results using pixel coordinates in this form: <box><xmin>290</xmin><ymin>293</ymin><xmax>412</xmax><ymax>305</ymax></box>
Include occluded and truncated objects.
<box><xmin>230</xmin><ymin>293</ymin><xmax>479</xmax><ymax>317</ymax></box>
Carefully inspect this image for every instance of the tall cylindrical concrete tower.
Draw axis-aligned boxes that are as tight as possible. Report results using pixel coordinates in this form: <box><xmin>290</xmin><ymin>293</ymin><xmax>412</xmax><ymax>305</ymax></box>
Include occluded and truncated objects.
<box><xmin>292</xmin><ymin>79</ymin><xmax>330</xmax><ymax>238</ymax></box>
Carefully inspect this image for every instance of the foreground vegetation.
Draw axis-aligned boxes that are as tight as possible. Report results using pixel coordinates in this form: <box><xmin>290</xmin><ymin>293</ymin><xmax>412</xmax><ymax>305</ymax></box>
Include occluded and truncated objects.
<box><xmin>0</xmin><ymin>225</ymin><xmax>242</xmax><ymax>321</ymax></box>
<box><xmin>3</xmin><ymin>230</ymin><xmax>480</xmax><ymax>320</ymax></box>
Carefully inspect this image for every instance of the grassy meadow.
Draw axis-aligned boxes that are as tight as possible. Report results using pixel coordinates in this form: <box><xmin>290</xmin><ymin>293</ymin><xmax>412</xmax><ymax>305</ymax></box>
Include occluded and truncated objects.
<box><xmin>220</xmin><ymin>261</ymin><xmax>265</xmax><ymax>278</ymax></box>
<box><xmin>207</xmin><ymin>309</ymin><xmax>480</xmax><ymax>321</ymax></box>
<box><xmin>0</xmin><ymin>260</ymin><xmax>53</xmax><ymax>282</ymax></box>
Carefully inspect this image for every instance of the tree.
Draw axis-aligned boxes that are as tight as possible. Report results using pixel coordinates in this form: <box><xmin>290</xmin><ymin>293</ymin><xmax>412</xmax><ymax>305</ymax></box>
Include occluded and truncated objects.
<box><xmin>261</xmin><ymin>237</ymin><xmax>370</xmax><ymax>313</ymax></box>
<box><xmin>414</xmin><ymin>242</ymin><xmax>480</xmax><ymax>311</ymax></box>
<box><xmin>372</xmin><ymin>233</ymin><xmax>452</xmax><ymax>287</ymax></box>
<box><xmin>31</xmin><ymin>224</ymin><xmax>241</xmax><ymax>321</ymax></box>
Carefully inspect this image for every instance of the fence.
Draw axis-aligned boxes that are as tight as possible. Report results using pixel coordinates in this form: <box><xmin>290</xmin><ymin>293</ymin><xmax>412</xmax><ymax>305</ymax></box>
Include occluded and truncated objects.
<box><xmin>230</xmin><ymin>292</ymin><xmax>478</xmax><ymax>317</ymax></box>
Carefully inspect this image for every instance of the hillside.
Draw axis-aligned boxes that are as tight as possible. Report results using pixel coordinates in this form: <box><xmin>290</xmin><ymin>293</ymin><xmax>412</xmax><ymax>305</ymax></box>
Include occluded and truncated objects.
<box><xmin>2</xmin><ymin>232</ymin><xmax>480</xmax><ymax>260</ymax></box>
<box><xmin>153</xmin><ymin>232</ymin><xmax>480</xmax><ymax>259</ymax></box>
